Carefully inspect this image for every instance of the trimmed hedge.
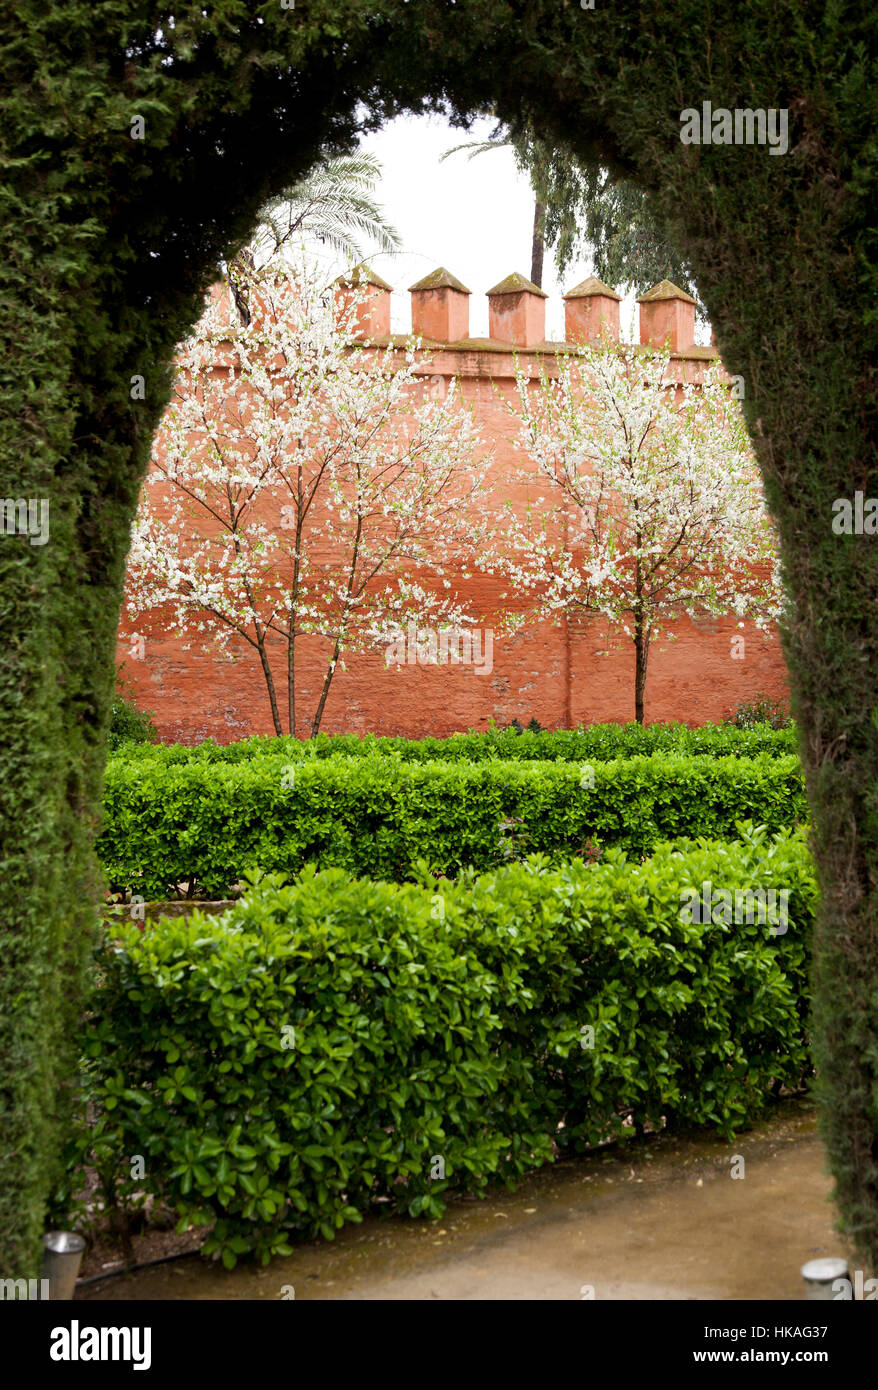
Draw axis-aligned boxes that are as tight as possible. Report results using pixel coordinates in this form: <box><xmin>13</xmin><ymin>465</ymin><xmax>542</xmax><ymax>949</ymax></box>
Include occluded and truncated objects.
<box><xmin>56</xmin><ymin>829</ymin><xmax>815</xmax><ymax>1268</ymax></box>
<box><xmin>109</xmin><ymin>720</ymin><xmax>799</xmax><ymax>767</ymax></box>
<box><xmin>99</xmin><ymin>751</ymin><xmax>807</xmax><ymax>899</ymax></box>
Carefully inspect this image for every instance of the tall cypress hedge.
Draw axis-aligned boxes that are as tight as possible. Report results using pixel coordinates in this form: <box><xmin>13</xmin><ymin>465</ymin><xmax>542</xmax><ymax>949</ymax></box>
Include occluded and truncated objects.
<box><xmin>1</xmin><ymin>1</ymin><xmax>876</xmax><ymax>1273</ymax></box>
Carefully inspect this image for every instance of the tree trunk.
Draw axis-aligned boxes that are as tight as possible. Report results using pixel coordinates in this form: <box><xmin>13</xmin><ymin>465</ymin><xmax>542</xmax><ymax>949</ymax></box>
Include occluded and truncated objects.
<box><xmin>287</xmin><ymin>628</ymin><xmax>296</xmax><ymax>737</ymax></box>
<box><xmin>311</xmin><ymin>624</ymin><xmax>347</xmax><ymax>737</ymax></box>
<box><xmin>286</xmin><ymin>540</ymin><xmax>301</xmax><ymax>738</ymax></box>
<box><xmin>633</xmin><ymin>610</ymin><xmax>650</xmax><ymax>726</ymax></box>
<box><xmin>255</xmin><ymin>632</ymin><xmax>283</xmax><ymax>736</ymax></box>
<box><xmin>286</xmin><ymin>450</ymin><xmax>305</xmax><ymax>737</ymax></box>
<box><xmin>531</xmin><ymin>199</ymin><xmax>546</xmax><ymax>289</ymax></box>
<box><xmin>311</xmin><ymin>518</ymin><xmax>362</xmax><ymax>737</ymax></box>
<box><xmin>228</xmin><ymin>249</ymin><xmax>255</xmax><ymax>326</ymax></box>
<box><xmin>634</xmin><ymin>634</ymin><xmax>645</xmax><ymax>725</ymax></box>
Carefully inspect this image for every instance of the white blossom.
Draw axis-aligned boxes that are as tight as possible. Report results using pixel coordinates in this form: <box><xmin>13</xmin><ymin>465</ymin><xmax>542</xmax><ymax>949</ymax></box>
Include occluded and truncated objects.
<box><xmin>481</xmin><ymin>338</ymin><xmax>785</xmax><ymax>715</ymax></box>
<box><xmin>124</xmin><ymin>255</ymin><xmax>493</xmax><ymax>735</ymax></box>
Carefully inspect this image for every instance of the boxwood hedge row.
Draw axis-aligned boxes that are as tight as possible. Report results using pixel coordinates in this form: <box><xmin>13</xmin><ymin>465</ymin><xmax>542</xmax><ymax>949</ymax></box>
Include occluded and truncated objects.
<box><xmin>112</xmin><ymin>721</ymin><xmax>798</xmax><ymax>766</ymax></box>
<box><xmin>99</xmin><ymin>752</ymin><xmax>807</xmax><ymax>899</ymax></box>
<box><xmin>57</xmin><ymin>829</ymin><xmax>815</xmax><ymax>1268</ymax></box>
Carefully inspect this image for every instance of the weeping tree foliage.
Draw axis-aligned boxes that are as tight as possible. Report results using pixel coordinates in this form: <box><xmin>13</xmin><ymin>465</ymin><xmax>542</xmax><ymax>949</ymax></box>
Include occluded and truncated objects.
<box><xmin>535</xmin><ymin>157</ymin><xmax>699</xmax><ymax>300</ymax></box>
<box><xmin>510</xmin><ymin>120</ymin><xmax>699</xmax><ymax>298</ymax></box>
<box><xmin>443</xmin><ymin>117</ymin><xmax>696</xmax><ymax>296</ymax></box>
<box><xmin>1</xmin><ymin>0</ymin><xmax>877</xmax><ymax>1277</ymax></box>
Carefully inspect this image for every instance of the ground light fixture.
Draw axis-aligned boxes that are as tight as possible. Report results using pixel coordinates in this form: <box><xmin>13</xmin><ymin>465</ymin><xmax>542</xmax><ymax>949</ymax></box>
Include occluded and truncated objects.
<box><xmin>42</xmin><ymin>1231</ymin><xmax>87</xmax><ymax>1300</ymax></box>
<box><xmin>800</xmin><ymin>1257</ymin><xmax>849</xmax><ymax>1300</ymax></box>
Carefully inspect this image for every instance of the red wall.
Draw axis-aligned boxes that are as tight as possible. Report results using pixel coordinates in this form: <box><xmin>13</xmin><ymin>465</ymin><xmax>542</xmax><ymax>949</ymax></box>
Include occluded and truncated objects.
<box><xmin>118</xmin><ymin>299</ymin><xmax>789</xmax><ymax>743</ymax></box>
<box><xmin>118</xmin><ymin>605</ymin><xmax>787</xmax><ymax>743</ymax></box>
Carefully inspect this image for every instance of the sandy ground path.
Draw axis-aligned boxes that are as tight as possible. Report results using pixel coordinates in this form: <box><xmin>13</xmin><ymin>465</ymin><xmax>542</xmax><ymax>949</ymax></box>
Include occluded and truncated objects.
<box><xmin>78</xmin><ymin>1102</ymin><xmax>845</xmax><ymax>1301</ymax></box>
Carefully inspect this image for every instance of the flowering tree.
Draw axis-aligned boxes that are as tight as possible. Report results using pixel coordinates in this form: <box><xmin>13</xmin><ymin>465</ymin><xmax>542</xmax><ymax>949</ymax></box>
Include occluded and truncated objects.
<box><xmin>494</xmin><ymin>340</ymin><xmax>784</xmax><ymax>723</ymax></box>
<box><xmin>124</xmin><ymin>259</ymin><xmax>488</xmax><ymax>736</ymax></box>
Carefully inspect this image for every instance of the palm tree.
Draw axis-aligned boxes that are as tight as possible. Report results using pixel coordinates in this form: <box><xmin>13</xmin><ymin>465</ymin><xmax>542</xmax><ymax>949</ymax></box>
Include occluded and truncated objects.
<box><xmin>228</xmin><ymin>152</ymin><xmax>401</xmax><ymax>322</ymax></box>
<box><xmin>254</xmin><ymin>151</ymin><xmax>400</xmax><ymax>263</ymax></box>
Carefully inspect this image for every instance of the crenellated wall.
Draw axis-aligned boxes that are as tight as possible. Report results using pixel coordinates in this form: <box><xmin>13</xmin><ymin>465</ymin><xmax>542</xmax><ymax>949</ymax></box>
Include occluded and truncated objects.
<box><xmin>118</xmin><ymin>270</ymin><xmax>788</xmax><ymax>742</ymax></box>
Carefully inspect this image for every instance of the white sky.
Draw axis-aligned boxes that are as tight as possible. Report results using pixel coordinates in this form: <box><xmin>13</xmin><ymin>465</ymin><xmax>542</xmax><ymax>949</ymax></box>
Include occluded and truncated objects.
<box><xmin>351</xmin><ymin>112</ymin><xmax>644</xmax><ymax>342</ymax></box>
<box><xmin>300</xmin><ymin>110</ymin><xmax>709</xmax><ymax>345</ymax></box>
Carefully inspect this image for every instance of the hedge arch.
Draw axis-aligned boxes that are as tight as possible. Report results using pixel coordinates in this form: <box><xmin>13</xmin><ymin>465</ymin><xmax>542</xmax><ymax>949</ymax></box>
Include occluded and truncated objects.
<box><xmin>1</xmin><ymin>0</ymin><xmax>876</xmax><ymax>1274</ymax></box>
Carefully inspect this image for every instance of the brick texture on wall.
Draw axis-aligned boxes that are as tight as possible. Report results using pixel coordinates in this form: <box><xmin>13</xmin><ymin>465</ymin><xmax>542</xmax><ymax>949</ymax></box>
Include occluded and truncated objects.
<box><xmin>118</xmin><ymin>272</ymin><xmax>789</xmax><ymax>743</ymax></box>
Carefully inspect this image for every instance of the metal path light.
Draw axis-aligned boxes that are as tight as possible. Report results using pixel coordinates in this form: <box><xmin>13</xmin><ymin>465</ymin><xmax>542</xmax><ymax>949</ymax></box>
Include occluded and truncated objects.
<box><xmin>42</xmin><ymin>1231</ymin><xmax>87</xmax><ymax>1300</ymax></box>
<box><xmin>800</xmin><ymin>1257</ymin><xmax>849</xmax><ymax>1300</ymax></box>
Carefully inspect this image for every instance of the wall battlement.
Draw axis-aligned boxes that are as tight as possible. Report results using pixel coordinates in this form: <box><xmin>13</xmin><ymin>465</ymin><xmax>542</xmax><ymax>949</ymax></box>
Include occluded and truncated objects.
<box><xmin>344</xmin><ymin>265</ymin><xmax>709</xmax><ymax>358</ymax></box>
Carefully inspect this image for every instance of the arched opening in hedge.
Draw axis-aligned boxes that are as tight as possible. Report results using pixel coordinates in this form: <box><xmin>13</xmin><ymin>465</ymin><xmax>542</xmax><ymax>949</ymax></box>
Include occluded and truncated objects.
<box><xmin>1</xmin><ymin>0</ymin><xmax>875</xmax><ymax>1275</ymax></box>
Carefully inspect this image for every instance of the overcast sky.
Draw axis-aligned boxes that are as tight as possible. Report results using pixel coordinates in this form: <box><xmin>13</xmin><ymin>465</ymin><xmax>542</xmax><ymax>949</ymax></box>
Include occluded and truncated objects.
<box><xmin>345</xmin><ymin>111</ymin><xmax>650</xmax><ymax>341</ymax></box>
<box><xmin>301</xmin><ymin>110</ymin><xmax>709</xmax><ymax>344</ymax></box>
<box><xmin>352</xmin><ymin>112</ymin><xmax>584</xmax><ymax>338</ymax></box>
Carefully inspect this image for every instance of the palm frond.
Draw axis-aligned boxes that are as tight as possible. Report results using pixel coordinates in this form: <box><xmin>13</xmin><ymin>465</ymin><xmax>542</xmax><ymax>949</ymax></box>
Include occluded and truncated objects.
<box><xmin>254</xmin><ymin>153</ymin><xmax>401</xmax><ymax>264</ymax></box>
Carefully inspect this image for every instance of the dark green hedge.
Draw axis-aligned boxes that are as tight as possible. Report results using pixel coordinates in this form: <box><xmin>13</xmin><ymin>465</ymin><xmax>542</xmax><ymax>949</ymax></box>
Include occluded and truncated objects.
<box><xmin>110</xmin><ymin>720</ymin><xmax>799</xmax><ymax>767</ymax></box>
<box><xmin>107</xmin><ymin>692</ymin><xmax>157</xmax><ymax>753</ymax></box>
<box><xmin>98</xmin><ymin>751</ymin><xmax>807</xmax><ymax>899</ymax></box>
<box><xmin>55</xmin><ymin>830</ymin><xmax>815</xmax><ymax>1268</ymax></box>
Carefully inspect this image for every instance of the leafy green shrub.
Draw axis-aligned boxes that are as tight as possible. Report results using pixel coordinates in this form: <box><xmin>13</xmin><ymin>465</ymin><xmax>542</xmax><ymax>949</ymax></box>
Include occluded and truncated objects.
<box><xmin>98</xmin><ymin>750</ymin><xmax>807</xmax><ymax>899</ymax></box>
<box><xmin>729</xmin><ymin>694</ymin><xmax>793</xmax><ymax>731</ymax></box>
<box><xmin>108</xmin><ymin>669</ymin><xmax>157</xmax><ymax>751</ymax></box>
<box><xmin>55</xmin><ymin>829</ymin><xmax>815</xmax><ymax>1268</ymax></box>
<box><xmin>107</xmin><ymin>719</ymin><xmax>799</xmax><ymax>768</ymax></box>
